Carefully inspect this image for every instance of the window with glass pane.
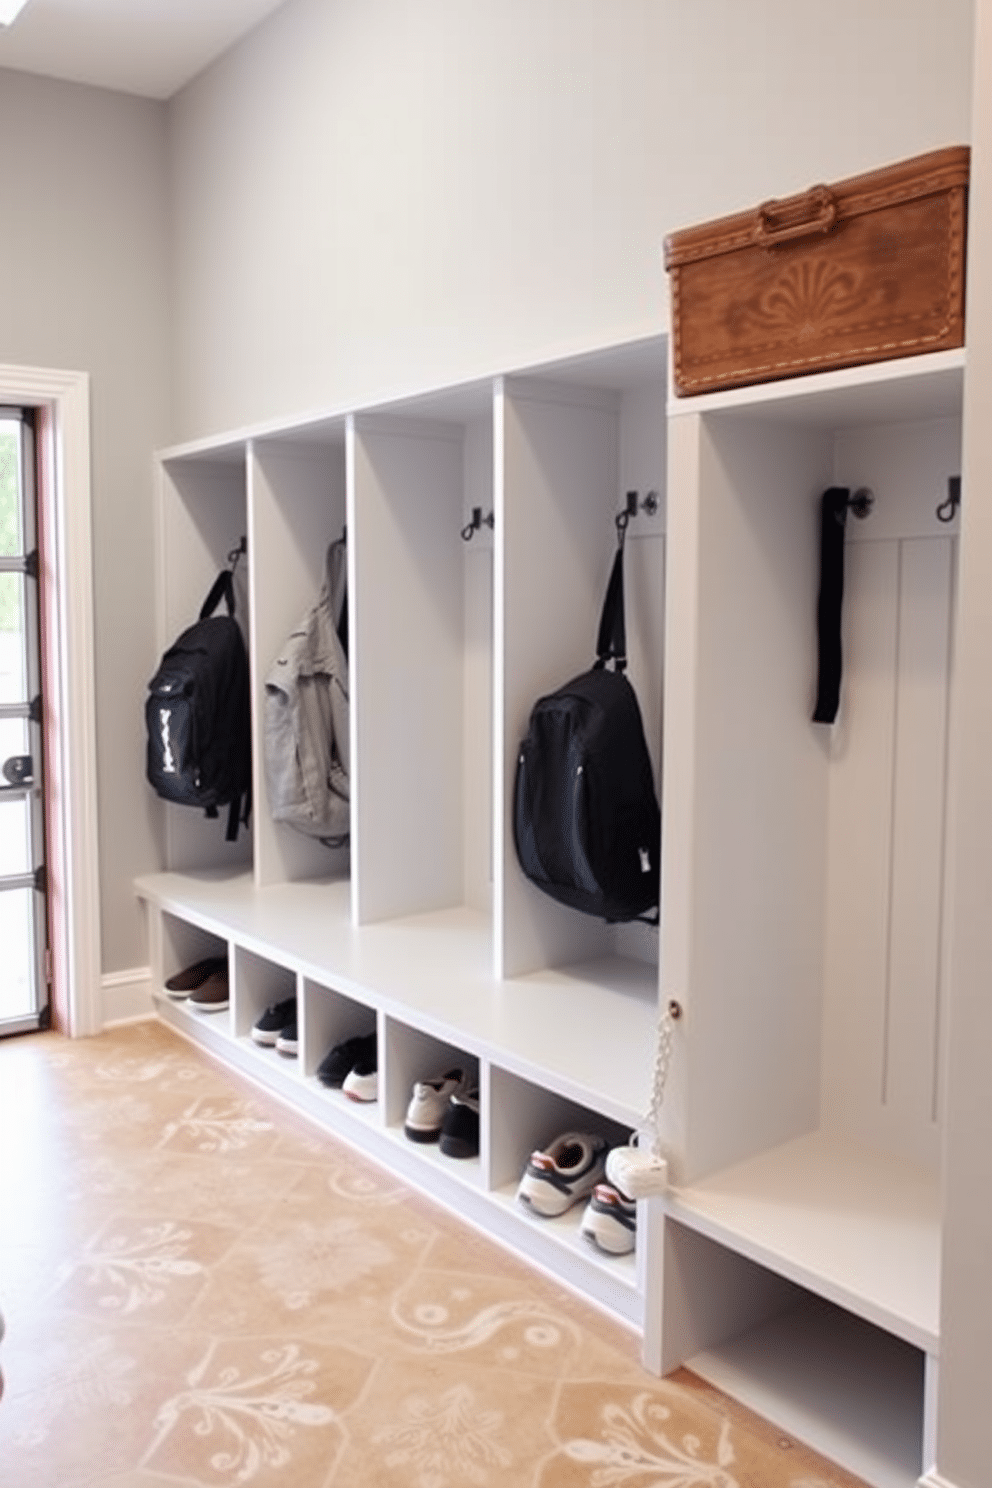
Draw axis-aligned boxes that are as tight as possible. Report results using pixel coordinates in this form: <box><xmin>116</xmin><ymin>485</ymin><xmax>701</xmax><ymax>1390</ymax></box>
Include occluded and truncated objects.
<box><xmin>0</xmin><ymin>574</ymin><xmax>27</xmax><ymax>705</ymax></box>
<box><xmin>0</xmin><ymin>420</ymin><xmax>22</xmax><ymax>557</ymax></box>
<box><xmin>0</xmin><ymin>888</ymin><xmax>36</xmax><ymax>1020</ymax></box>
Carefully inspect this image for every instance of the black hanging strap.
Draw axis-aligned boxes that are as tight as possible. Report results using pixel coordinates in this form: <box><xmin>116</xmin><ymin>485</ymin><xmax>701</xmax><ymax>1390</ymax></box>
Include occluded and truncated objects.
<box><xmin>812</xmin><ymin>486</ymin><xmax>849</xmax><ymax>725</ymax></box>
<box><xmin>595</xmin><ymin>521</ymin><xmax>628</xmax><ymax>672</ymax></box>
<box><xmin>199</xmin><ymin>567</ymin><xmax>237</xmax><ymax>621</ymax></box>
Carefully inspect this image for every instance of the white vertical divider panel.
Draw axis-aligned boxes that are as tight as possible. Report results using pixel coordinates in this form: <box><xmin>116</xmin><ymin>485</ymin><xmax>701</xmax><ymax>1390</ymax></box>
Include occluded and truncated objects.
<box><xmin>462</xmin><ymin>413</ymin><xmax>494</xmax><ymax>915</ymax></box>
<box><xmin>349</xmin><ymin>413</ymin><xmax>466</xmax><ymax>924</ymax></box>
<box><xmin>158</xmin><ymin>454</ymin><xmax>251</xmax><ymax>872</ymax></box>
<box><xmin>494</xmin><ymin>377</ymin><xmax>622</xmax><ymax>980</ymax></box>
<box><xmin>661</xmin><ymin>411</ymin><xmax>832</xmax><ymax>1184</ymax></box>
<box><xmin>247</xmin><ymin>437</ymin><xmax>348</xmax><ymax>889</ymax></box>
<box><xmin>613</xmin><ymin>378</ymin><xmax>667</xmax><ymax>967</ymax></box>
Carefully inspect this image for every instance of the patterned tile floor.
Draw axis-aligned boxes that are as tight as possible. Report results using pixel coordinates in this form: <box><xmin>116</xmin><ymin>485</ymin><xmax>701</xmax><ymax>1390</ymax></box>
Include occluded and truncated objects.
<box><xmin>0</xmin><ymin>1019</ymin><xmax>870</xmax><ymax>1488</ymax></box>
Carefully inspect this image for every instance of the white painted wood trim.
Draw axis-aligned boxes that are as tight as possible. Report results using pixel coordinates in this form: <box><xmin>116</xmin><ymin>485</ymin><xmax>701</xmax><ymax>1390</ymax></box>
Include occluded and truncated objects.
<box><xmin>0</xmin><ymin>366</ymin><xmax>100</xmax><ymax>1038</ymax></box>
<box><xmin>101</xmin><ymin>966</ymin><xmax>154</xmax><ymax>1026</ymax></box>
<box><xmin>918</xmin><ymin>1473</ymin><xmax>961</xmax><ymax>1488</ymax></box>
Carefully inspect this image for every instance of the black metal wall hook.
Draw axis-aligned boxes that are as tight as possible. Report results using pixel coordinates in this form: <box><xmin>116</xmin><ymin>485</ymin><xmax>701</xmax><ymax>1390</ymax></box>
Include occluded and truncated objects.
<box><xmin>461</xmin><ymin>507</ymin><xmax>494</xmax><ymax>542</ymax></box>
<box><xmin>227</xmin><ymin>535</ymin><xmax>247</xmax><ymax>572</ymax></box>
<box><xmin>846</xmin><ymin>486</ymin><xmax>875</xmax><ymax>520</ymax></box>
<box><xmin>937</xmin><ymin>475</ymin><xmax>961</xmax><ymax>523</ymax></box>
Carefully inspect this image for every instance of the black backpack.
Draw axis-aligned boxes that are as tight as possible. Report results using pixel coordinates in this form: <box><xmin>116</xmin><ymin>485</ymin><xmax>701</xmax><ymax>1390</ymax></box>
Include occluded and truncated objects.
<box><xmin>146</xmin><ymin>568</ymin><xmax>252</xmax><ymax>841</ymax></box>
<box><xmin>513</xmin><ymin>522</ymin><xmax>661</xmax><ymax>923</ymax></box>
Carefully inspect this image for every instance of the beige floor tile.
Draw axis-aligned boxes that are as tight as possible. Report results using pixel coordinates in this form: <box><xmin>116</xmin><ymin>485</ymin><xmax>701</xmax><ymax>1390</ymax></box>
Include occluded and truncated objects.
<box><xmin>333</xmin><ymin>1356</ymin><xmax>558</xmax><ymax>1487</ymax></box>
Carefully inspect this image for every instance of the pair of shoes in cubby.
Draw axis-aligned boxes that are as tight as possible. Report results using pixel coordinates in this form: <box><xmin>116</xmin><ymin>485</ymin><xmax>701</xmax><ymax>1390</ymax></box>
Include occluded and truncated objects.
<box><xmin>516</xmin><ymin>1132</ymin><xmax>636</xmax><ymax>1255</ymax></box>
<box><xmin>317</xmin><ymin>1032</ymin><xmax>378</xmax><ymax>1101</ymax></box>
<box><xmin>404</xmin><ymin>1068</ymin><xmax>480</xmax><ymax>1159</ymax></box>
<box><xmin>164</xmin><ymin>957</ymin><xmax>229</xmax><ymax>1012</ymax></box>
<box><xmin>251</xmin><ymin>998</ymin><xmax>298</xmax><ymax>1056</ymax></box>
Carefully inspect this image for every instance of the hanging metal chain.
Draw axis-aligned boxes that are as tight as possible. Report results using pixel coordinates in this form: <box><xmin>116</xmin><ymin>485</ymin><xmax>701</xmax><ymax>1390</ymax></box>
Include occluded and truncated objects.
<box><xmin>642</xmin><ymin>999</ymin><xmax>682</xmax><ymax>1156</ymax></box>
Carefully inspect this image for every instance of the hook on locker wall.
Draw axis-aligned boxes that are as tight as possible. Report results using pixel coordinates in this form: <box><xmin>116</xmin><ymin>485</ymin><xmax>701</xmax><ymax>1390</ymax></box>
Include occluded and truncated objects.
<box><xmin>461</xmin><ymin>508</ymin><xmax>494</xmax><ymax>542</ymax></box>
<box><xmin>936</xmin><ymin>475</ymin><xmax>961</xmax><ymax>523</ymax></box>
<box><xmin>615</xmin><ymin>489</ymin><xmax>661</xmax><ymax>547</ymax></box>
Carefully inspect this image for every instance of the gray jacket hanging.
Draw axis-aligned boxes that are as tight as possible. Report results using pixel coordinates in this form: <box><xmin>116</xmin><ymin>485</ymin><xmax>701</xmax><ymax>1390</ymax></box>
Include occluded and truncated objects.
<box><xmin>263</xmin><ymin>537</ymin><xmax>350</xmax><ymax>847</ymax></box>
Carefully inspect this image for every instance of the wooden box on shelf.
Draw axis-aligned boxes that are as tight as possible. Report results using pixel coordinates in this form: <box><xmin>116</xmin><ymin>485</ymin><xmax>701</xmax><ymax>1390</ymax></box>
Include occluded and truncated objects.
<box><xmin>664</xmin><ymin>146</ymin><xmax>969</xmax><ymax>397</ymax></box>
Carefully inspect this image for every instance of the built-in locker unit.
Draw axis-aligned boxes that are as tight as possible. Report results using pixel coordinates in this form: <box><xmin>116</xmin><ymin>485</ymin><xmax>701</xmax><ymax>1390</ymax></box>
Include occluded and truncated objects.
<box><xmin>138</xmin><ymin>331</ymin><xmax>962</xmax><ymax>1488</ymax></box>
<box><xmin>138</xmin><ymin>335</ymin><xmax>669</xmax><ymax>1334</ymax></box>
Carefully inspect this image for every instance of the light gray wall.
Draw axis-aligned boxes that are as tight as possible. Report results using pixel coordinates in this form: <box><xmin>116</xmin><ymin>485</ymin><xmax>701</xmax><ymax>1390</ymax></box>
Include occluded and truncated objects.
<box><xmin>0</xmin><ymin>69</ymin><xmax>170</xmax><ymax>976</ymax></box>
<box><xmin>168</xmin><ymin>0</ymin><xmax>975</xmax><ymax>442</ymax></box>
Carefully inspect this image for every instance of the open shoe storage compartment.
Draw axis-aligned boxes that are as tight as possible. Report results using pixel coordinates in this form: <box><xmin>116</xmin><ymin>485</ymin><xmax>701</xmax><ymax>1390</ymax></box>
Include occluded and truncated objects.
<box><xmin>648</xmin><ymin>348</ymin><xmax>963</xmax><ymax>1488</ymax></box>
<box><xmin>138</xmin><ymin>335</ymin><xmax>668</xmax><ymax>1333</ymax></box>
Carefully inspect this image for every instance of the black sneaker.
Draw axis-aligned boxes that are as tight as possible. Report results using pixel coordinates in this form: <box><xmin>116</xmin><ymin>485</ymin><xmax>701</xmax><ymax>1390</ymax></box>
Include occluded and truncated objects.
<box><xmin>164</xmin><ymin>956</ymin><xmax>226</xmax><ymax>999</ymax></box>
<box><xmin>317</xmin><ymin>1032</ymin><xmax>376</xmax><ymax>1089</ymax></box>
<box><xmin>439</xmin><ymin>1088</ymin><xmax>480</xmax><ymax>1159</ymax></box>
<box><xmin>342</xmin><ymin>1036</ymin><xmax>378</xmax><ymax>1102</ymax></box>
<box><xmin>251</xmin><ymin>998</ymin><xmax>296</xmax><ymax>1046</ymax></box>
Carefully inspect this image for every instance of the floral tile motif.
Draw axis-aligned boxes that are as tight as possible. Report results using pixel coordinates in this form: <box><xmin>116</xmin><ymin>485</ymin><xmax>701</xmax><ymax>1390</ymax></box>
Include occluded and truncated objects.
<box><xmin>51</xmin><ymin>1215</ymin><xmax>237</xmax><ymax>1319</ymax></box>
<box><xmin>541</xmin><ymin>1381</ymin><xmax>739</xmax><ymax>1487</ymax></box>
<box><xmin>141</xmin><ymin>1335</ymin><xmax>371</xmax><ymax>1488</ymax></box>
<box><xmin>391</xmin><ymin>1270</ymin><xmax>583</xmax><ymax>1376</ymax></box>
<box><xmin>338</xmin><ymin>1357</ymin><xmax>557</xmax><ymax>1488</ymax></box>
<box><xmin>156</xmin><ymin>1097</ymin><xmax>278</xmax><ymax>1156</ymax></box>
<box><xmin>185</xmin><ymin>1210</ymin><xmax>434</xmax><ymax>1342</ymax></box>
<box><xmin>0</xmin><ymin>1319</ymin><xmax>199</xmax><ymax>1488</ymax></box>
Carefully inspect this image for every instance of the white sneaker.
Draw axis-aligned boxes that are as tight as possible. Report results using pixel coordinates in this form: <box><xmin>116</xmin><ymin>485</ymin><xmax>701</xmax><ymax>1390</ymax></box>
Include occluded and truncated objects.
<box><xmin>342</xmin><ymin>1040</ymin><xmax>378</xmax><ymax>1102</ymax></box>
<box><xmin>516</xmin><ymin>1132</ymin><xmax>609</xmax><ymax>1217</ymax></box>
<box><xmin>580</xmin><ymin>1182</ymin><xmax>637</xmax><ymax>1254</ymax></box>
<box><xmin>404</xmin><ymin>1067</ymin><xmax>473</xmax><ymax>1142</ymax></box>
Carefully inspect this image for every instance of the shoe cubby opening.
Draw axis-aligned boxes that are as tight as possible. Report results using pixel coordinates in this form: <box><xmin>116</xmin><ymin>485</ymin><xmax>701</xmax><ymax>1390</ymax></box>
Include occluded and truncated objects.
<box><xmin>659</xmin><ymin>354</ymin><xmax>963</xmax><ymax>1192</ymax></box>
<box><xmin>231</xmin><ymin>945</ymin><xmax>297</xmax><ymax>1050</ymax></box>
<box><xmin>486</xmin><ymin>1064</ymin><xmax>632</xmax><ymax>1216</ymax></box>
<box><xmin>349</xmin><ymin>394</ymin><xmax>495</xmax><ymax>931</ymax></box>
<box><xmin>157</xmin><ymin>450</ymin><xmax>252</xmax><ymax>874</ymax></box>
<box><xmin>495</xmin><ymin>347</ymin><xmax>667</xmax><ymax>983</ymax></box>
<box><xmin>381</xmin><ymin>1018</ymin><xmax>479</xmax><ymax>1134</ymax></box>
<box><xmin>658</xmin><ymin>1219</ymin><xmax>930</xmax><ymax>1488</ymax></box>
<box><xmin>301</xmin><ymin>977</ymin><xmax>376</xmax><ymax>1083</ymax></box>
<box><xmin>248</xmin><ymin>432</ymin><xmax>351</xmax><ymax>892</ymax></box>
<box><xmin>158</xmin><ymin>910</ymin><xmax>229</xmax><ymax>999</ymax></box>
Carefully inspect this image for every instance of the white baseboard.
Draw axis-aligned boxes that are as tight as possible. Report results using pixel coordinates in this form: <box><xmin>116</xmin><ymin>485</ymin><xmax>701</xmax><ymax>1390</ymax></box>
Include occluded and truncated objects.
<box><xmin>919</xmin><ymin>1471</ymin><xmax>961</xmax><ymax>1488</ymax></box>
<box><xmin>101</xmin><ymin>966</ymin><xmax>154</xmax><ymax>1027</ymax></box>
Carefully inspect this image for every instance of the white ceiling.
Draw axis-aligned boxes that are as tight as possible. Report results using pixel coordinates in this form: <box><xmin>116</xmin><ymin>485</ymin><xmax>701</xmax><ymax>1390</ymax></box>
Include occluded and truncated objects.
<box><xmin>0</xmin><ymin>0</ymin><xmax>291</xmax><ymax>100</ymax></box>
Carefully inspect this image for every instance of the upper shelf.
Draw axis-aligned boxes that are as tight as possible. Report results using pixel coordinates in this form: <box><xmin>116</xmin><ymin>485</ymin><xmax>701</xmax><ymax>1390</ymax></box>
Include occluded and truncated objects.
<box><xmin>136</xmin><ymin>869</ymin><xmax>658</xmax><ymax>1128</ymax></box>
<box><xmin>157</xmin><ymin>332</ymin><xmax>670</xmax><ymax>466</ymax></box>
<box><xmin>666</xmin><ymin>347</ymin><xmax>965</xmax><ymax>429</ymax></box>
<box><xmin>665</xmin><ymin>1128</ymin><xmax>941</xmax><ymax>1353</ymax></box>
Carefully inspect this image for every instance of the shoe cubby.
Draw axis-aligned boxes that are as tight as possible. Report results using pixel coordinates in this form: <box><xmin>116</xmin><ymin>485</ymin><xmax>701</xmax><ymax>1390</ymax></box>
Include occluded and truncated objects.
<box><xmin>231</xmin><ymin>944</ymin><xmax>297</xmax><ymax>1053</ymax></box>
<box><xmin>299</xmin><ymin>976</ymin><xmax>376</xmax><ymax>1083</ymax></box>
<box><xmin>348</xmin><ymin>392</ymin><xmax>495</xmax><ymax>929</ymax></box>
<box><xmin>487</xmin><ymin>1066</ymin><xmax>632</xmax><ymax>1232</ymax></box>
<box><xmin>157</xmin><ymin>449</ymin><xmax>252</xmax><ymax>874</ymax></box>
<box><xmin>381</xmin><ymin>1017</ymin><xmax>480</xmax><ymax>1166</ymax></box>
<box><xmin>495</xmin><ymin>354</ymin><xmax>666</xmax><ymax>981</ymax></box>
<box><xmin>658</xmin><ymin>1219</ymin><xmax>930</xmax><ymax>1488</ymax></box>
<box><xmin>155</xmin><ymin>909</ymin><xmax>229</xmax><ymax>1000</ymax></box>
<box><xmin>248</xmin><ymin>433</ymin><xmax>350</xmax><ymax>891</ymax></box>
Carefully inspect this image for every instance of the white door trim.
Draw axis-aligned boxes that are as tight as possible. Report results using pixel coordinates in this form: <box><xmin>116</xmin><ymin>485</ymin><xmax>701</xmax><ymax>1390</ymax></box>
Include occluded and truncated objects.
<box><xmin>0</xmin><ymin>364</ymin><xmax>101</xmax><ymax>1037</ymax></box>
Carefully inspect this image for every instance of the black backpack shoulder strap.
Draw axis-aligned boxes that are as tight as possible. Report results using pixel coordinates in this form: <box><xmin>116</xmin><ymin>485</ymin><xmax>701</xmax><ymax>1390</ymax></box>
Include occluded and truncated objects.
<box><xmin>595</xmin><ymin>541</ymin><xmax>627</xmax><ymax>672</ymax></box>
<box><xmin>200</xmin><ymin>568</ymin><xmax>236</xmax><ymax>621</ymax></box>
